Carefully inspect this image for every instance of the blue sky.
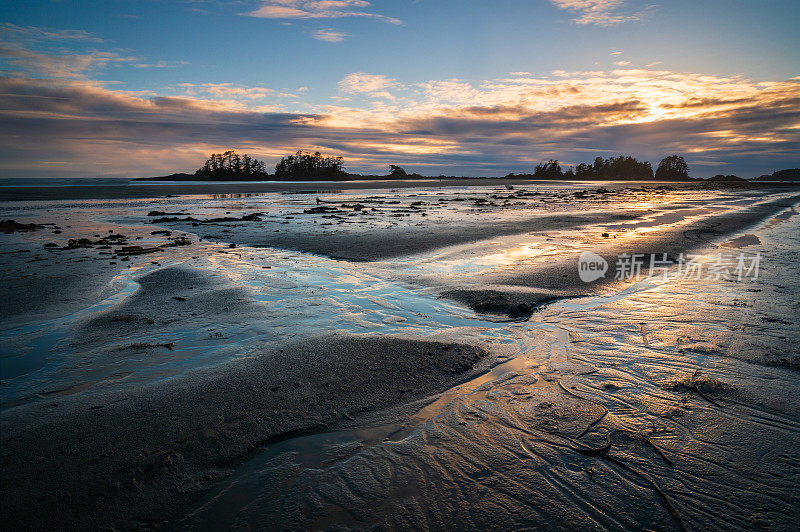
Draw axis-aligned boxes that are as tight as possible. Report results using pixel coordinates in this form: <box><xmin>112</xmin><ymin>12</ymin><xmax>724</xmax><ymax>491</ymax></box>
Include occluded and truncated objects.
<box><xmin>0</xmin><ymin>0</ymin><xmax>798</xmax><ymax>177</ymax></box>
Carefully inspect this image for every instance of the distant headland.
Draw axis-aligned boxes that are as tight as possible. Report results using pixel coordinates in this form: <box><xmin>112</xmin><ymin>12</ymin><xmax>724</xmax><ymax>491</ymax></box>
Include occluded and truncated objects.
<box><xmin>135</xmin><ymin>150</ymin><xmax>800</xmax><ymax>183</ymax></box>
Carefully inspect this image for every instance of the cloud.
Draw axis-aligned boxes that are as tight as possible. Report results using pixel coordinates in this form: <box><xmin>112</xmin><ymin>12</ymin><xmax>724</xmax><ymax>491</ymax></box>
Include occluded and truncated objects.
<box><xmin>312</xmin><ymin>28</ymin><xmax>348</xmax><ymax>42</ymax></box>
<box><xmin>132</xmin><ymin>60</ymin><xmax>189</xmax><ymax>69</ymax></box>
<box><xmin>0</xmin><ymin>23</ymin><xmax>103</xmax><ymax>43</ymax></box>
<box><xmin>248</xmin><ymin>0</ymin><xmax>401</xmax><ymax>24</ymax></box>
<box><xmin>0</xmin><ymin>23</ymin><xmax>148</xmax><ymax>79</ymax></box>
<box><xmin>550</xmin><ymin>0</ymin><xmax>643</xmax><ymax>25</ymax></box>
<box><xmin>178</xmin><ymin>82</ymin><xmax>276</xmax><ymax>101</ymax></box>
<box><xmin>338</xmin><ymin>72</ymin><xmax>398</xmax><ymax>94</ymax></box>
<box><xmin>0</xmin><ymin>25</ymin><xmax>194</xmax><ymax>81</ymax></box>
<box><xmin>613</xmin><ymin>60</ymin><xmax>631</xmax><ymax>66</ymax></box>
<box><xmin>0</xmin><ymin>43</ymin><xmax>137</xmax><ymax>78</ymax></box>
<box><xmin>170</xmin><ymin>82</ymin><xmax>303</xmax><ymax>112</ymax></box>
<box><xmin>1</xmin><ymin>69</ymin><xmax>798</xmax><ymax>177</ymax></box>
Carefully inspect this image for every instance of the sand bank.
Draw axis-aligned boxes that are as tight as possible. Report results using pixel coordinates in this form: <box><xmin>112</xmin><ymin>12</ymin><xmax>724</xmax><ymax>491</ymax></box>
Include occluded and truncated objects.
<box><xmin>0</xmin><ymin>332</ymin><xmax>490</xmax><ymax>529</ymax></box>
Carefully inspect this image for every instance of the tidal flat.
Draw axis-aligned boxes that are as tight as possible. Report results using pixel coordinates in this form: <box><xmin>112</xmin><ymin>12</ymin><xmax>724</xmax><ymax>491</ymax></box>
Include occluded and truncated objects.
<box><xmin>1</xmin><ymin>180</ymin><xmax>799</xmax><ymax>529</ymax></box>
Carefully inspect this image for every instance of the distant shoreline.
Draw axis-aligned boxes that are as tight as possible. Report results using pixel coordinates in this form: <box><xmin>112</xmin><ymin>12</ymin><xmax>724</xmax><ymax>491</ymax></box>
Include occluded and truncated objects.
<box><xmin>131</xmin><ymin>173</ymin><xmax>708</xmax><ymax>183</ymax></box>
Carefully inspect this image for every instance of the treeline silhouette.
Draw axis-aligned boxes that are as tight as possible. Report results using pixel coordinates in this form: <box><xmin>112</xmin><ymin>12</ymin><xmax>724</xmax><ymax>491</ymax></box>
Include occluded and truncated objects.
<box><xmin>275</xmin><ymin>150</ymin><xmax>345</xmax><ymax>180</ymax></box>
<box><xmin>196</xmin><ymin>150</ymin><xmax>268</xmax><ymax>178</ymax></box>
<box><xmin>753</xmin><ymin>168</ymin><xmax>800</xmax><ymax>181</ymax></box>
<box><xmin>193</xmin><ymin>149</ymin><xmax>346</xmax><ymax>181</ymax></box>
<box><xmin>176</xmin><ymin>149</ymin><xmax>701</xmax><ymax>182</ymax></box>
<box><xmin>138</xmin><ymin>149</ymin><xmax>799</xmax><ymax>182</ymax></box>
<box><xmin>507</xmin><ymin>155</ymin><xmax>690</xmax><ymax>181</ymax></box>
<box><xmin>575</xmin><ymin>156</ymin><xmax>653</xmax><ymax>179</ymax></box>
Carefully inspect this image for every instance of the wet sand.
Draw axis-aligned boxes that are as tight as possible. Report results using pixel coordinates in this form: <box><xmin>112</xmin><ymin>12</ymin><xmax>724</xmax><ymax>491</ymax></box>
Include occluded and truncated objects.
<box><xmin>1</xmin><ymin>332</ymin><xmax>489</xmax><ymax>529</ymax></box>
<box><xmin>2</xmin><ymin>178</ymin><xmax>543</xmax><ymax>201</ymax></box>
<box><xmin>1</xmin><ymin>177</ymin><xmax>796</xmax><ymax>202</ymax></box>
<box><xmin>1</xmin><ymin>180</ymin><xmax>799</xmax><ymax>529</ymax></box>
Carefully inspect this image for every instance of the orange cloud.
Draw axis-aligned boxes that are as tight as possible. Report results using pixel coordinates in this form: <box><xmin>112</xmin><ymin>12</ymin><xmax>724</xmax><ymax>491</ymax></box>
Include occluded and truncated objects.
<box><xmin>248</xmin><ymin>0</ymin><xmax>401</xmax><ymax>25</ymax></box>
<box><xmin>338</xmin><ymin>72</ymin><xmax>398</xmax><ymax>94</ymax></box>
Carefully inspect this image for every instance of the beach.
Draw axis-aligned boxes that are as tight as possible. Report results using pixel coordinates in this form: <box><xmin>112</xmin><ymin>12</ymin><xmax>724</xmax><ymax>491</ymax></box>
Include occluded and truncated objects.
<box><xmin>1</xmin><ymin>179</ymin><xmax>799</xmax><ymax>529</ymax></box>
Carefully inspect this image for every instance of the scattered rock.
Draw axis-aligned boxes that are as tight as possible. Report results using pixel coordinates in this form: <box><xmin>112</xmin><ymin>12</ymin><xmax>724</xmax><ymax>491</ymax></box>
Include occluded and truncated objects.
<box><xmin>161</xmin><ymin>236</ymin><xmax>192</xmax><ymax>247</ymax></box>
<box><xmin>115</xmin><ymin>246</ymin><xmax>161</xmax><ymax>256</ymax></box>
<box><xmin>152</xmin><ymin>216</ymin><xmax>201</xmax><ymax>224</ymax></box>
<box><xmin>304</xmin><ymin>206</ymin><xmax>343</xmax><ymax>214</ymax></box>
<box><xmin>63</xmin><ymin>238</ymin><xmax>94</xmax><ymax>249</ymax></box>
<box><xmin>148</xmin><ymin>211</ymin><xmax>184</xmax><ymax>217</ymax></box>
<box><xmin>1</xmin><ymin>219</ymin><xmax>43</xmax><ymax>233</ymax></box>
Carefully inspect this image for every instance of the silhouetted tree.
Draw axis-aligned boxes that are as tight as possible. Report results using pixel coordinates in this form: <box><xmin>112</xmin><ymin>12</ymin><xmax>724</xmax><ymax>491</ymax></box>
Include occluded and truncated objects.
<box><xmin>655</xmin><ymin>155</ymin><xmax>689</xmax><ymax>180</ymax></box>
<box><xmin>575</xmin><ymin>163</ymin><xmax>592</xmax><ymax>178</ymax></box>
<box><xmin>533</xmin><ymin>160</ymin><xmax>563</xmax><ymax>179</ymax></box>
<box><xmin>196</xmin><ymin>150</ymin><xmax>268</xmax><ymax>178</ymax></box>
<box><xmin>274</xmin><ymin>150</ymin><xmax>345</xmax><ymax>180</ymax></box>
<box><xmin>592</xmin><ymin>157</ymin><xmax>608</xmax><ymax>178</ymax></box>
<box><xmin>572</xmin><ymin>155</ymin><xmax>653</xmax><ymax>179</ymax></box>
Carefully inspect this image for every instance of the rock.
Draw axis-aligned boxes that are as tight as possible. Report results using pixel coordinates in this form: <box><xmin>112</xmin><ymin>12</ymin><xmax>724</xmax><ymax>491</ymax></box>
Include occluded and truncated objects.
<box><xmin>63</xmin><ymin>238</ymin><xmax>94</xmax><ymax>249</ymax></box>
<box><xmin>304</xmin><ymin>206</ymin><xmax>341</xmax><ymax>214</ymax></box>
<box><xmin>115</xmin><ymin>246</ymin><xmax>161</xmax><ymax>255</ymax></box>
<box><xmin>1</xmin><ymin>219</ymin><xmax>42</xmax><ymax>233</ymax></box>
<box><xmin>161</xmin><ymin>236</ymin><xmax>192</xmax><ymax>247</ymax></box>
<box><xmin>147</xmin><ymin>211</ymin><xmax>184</xmax><ymax>217</ymax></box>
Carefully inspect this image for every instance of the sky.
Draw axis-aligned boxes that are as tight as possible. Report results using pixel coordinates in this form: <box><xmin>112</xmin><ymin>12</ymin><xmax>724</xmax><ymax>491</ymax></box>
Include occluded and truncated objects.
<box><xmin>0</xmin><ymin>0</ymin><xmax>798</xmax><ymax>178</ymax></box>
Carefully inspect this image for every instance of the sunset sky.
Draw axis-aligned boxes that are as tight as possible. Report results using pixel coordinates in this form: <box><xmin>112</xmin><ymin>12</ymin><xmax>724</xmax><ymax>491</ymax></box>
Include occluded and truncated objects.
<box><xmin>1</xmin><ymin>0</ymin><xmax>798</xmax><ymax>178</ymax></box>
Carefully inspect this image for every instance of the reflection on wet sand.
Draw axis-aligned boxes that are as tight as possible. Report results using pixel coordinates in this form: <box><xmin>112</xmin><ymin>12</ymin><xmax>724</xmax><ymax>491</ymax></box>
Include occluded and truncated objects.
<box><xmin>179</xmin><ymin>210</ymin><xmax>799</xmax><ymax>529</ymax></box>
<box><xmin>0</xmin><ymin>182</ymin><xmax>798</xmax><ymax>529</ymax></box>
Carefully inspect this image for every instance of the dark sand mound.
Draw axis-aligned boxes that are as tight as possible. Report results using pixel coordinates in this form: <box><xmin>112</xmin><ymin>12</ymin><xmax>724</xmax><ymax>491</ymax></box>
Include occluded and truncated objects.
<box><xmin>0</xmin><ymin>254</ymin><xmax>123</xmax><ymax>328</ymax></box>
<box><xmin>0</xmin><ymin>334</ymin><xmax>489</xmax><ymax>529</ymax></box>
<box><xmin>77</xmin><ymin>265</ymin><xmax>256</xmax><ymax>340</ymax></box>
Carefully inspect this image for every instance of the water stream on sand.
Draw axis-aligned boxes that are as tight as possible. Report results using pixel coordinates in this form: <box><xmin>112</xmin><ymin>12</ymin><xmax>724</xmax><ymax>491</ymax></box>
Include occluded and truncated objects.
<box><xmin>1</xmin><ymin>186</ymin><xmax>798</xmax><ymax>529</ymax></box>
<box><xmin>175</xmin><ymin>207</ymin><xmax>800</xmax><ymax>530</ymax></box>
